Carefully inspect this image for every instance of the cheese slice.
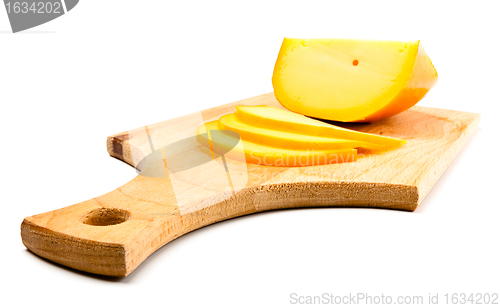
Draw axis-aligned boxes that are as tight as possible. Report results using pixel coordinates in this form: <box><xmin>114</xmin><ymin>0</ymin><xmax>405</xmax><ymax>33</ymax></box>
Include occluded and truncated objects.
<box><xmin>196</xmin><ymin>121</ymin><xmax>357</xmax><ymax>167</ymax></box>
<box><xmin>234</xmin><ymin>105</ymin><xmax>405</xmax><ymax>149</ymax></box>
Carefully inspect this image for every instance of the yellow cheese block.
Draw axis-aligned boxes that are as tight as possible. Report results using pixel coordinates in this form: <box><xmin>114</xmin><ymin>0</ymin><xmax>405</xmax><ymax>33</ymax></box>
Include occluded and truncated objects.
<box><xmin>272</xmin><ymin>38</ymin><xmax>438</xmax><ymax>122</ymax></box>
<box><xmin>196</xmin><ymin>121</ymin><xmax>357</xmax><ymax>167</ymax></box>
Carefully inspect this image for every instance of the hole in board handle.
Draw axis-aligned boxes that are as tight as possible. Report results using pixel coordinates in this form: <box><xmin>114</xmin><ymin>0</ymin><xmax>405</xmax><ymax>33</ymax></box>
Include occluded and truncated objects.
<box><xmin>81</xmin><ymin>208</ymin><xmax>130</xmax><ymax>226</ymax></box>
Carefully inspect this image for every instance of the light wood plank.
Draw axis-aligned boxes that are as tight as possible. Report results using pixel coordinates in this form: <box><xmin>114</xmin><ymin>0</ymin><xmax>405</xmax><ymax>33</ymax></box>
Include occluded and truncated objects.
<box><xmin>22</xmin><ymin>93</ymin><xmax>480</xmax><ymax>277</ymax></box>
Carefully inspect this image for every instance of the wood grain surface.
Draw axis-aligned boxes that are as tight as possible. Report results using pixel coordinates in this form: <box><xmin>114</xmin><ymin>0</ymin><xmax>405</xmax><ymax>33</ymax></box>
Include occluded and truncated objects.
<box><xmin>21</xmin><ymin>93</ymin><xmax>480</xmax><ymax>277</ymax></box>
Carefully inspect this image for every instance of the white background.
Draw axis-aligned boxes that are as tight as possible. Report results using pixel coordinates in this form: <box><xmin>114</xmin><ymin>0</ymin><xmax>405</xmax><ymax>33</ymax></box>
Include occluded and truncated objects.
<box><xmin>1</xmin><ymin>1</ymin><xmax>499</xmax><ymax>307</ymax></box>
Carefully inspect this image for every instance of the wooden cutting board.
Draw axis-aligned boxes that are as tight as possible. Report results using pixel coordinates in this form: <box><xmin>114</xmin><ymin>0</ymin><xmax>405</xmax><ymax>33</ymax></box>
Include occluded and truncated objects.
<box><xmin>21</xmin><ymin>93</ymin><xmax>480</xmax><ymax>277</ymax></box>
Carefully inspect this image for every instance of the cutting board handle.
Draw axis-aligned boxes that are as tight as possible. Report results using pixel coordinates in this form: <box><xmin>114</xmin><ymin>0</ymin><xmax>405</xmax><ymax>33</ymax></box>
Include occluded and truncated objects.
<box><xmin>21</xmin><ymin>171</ymin><xmax>420</xmax><ymax>277</ymax></box>
<box><xmin>21</xmin><ymin>175</ymin><xmax>185</xmax><ymax>277</ymax></box>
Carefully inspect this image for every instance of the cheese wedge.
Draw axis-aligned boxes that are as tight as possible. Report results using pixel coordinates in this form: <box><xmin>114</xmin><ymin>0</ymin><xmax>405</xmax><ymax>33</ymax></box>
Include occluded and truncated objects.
<box><xmin>272</xmin><ymin>38</ymin><xmax>438</xmax><ymax>122</ymax></box>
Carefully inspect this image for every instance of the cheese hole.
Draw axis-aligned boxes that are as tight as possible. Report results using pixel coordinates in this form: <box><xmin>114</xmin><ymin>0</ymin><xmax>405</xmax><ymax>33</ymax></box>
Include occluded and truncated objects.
<box><xmin>352</xmin><ymin>60</ymin><xmax>359</xmax><ymax>66</ymax></box>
